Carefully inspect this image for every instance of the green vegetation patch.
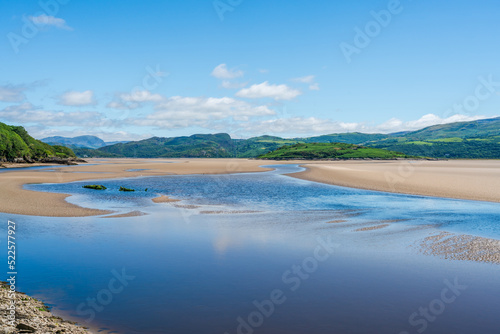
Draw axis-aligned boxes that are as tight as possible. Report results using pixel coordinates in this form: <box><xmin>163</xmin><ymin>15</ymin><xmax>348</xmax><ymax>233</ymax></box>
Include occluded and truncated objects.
<box><xmin>119</xmin><ymin>186</ymin><xmax>135</xmax><ymax>192</ymax></box>
<box><xmin>83</xmin><ymin>185</ymin><xmax>107</xmax><ymax>190</ymax></box>
<box><xmin>258</xmin><ymin>143</ymin><xmax>413</xmax><ymax>160</ymax></box>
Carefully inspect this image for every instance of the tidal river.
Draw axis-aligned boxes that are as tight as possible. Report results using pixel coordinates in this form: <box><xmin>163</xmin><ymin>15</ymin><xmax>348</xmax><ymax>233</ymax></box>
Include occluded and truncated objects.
<box><xmin>1</xmin><ymin>165</ymin><xmax>499</xmax><ymax>334</ymax></box>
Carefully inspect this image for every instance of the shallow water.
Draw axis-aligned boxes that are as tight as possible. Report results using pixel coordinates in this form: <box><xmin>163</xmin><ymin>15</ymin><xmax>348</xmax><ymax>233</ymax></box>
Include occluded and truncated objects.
<box><xmin>1</xmin><ymin>164</ymin><xmax>499</xmax><ymax>334</ymax></box>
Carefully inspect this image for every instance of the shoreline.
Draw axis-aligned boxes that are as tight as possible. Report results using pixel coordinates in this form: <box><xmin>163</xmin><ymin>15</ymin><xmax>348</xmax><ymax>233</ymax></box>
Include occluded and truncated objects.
<box><xmin>0</xmin><ymin>158</ymin><xmax>279</xmax><ymax>217</ymax></box>
<box><xmin>0</xmin><ymin>281</ymin><xmax>91</xmax><ymax>333</ymax></box>
<box><xmin>289</xmin><ymin>160</ymin><xmax>500</xmax><ymax>203</ymax></box>
<box><xmin>1</xmin><ymin>159</ymin><xmax>499</xmax><ymax>217</ymax></box>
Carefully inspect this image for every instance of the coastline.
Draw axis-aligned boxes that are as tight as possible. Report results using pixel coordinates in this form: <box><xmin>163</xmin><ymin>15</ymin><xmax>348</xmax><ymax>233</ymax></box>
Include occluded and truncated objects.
<box><xmin>289</xmin><ymin>160</ymin><xmax>500</xmax><ymax>203</ymax></box>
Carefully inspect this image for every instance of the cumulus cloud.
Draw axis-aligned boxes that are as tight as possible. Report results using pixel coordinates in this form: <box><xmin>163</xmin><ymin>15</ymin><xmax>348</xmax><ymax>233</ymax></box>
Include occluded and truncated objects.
<box><xmin>131</xmin><ymin>96</ymin><xmax>274</xmax><ymax>129</ymax></box>
<box><xmin>377</xmin><ymin>114</ymin><xmax>489</xmax><ymax>133</ymax></box>
<box><xmin>107</xmin><ymin>90</ymin><xmax>164</xmax><ymax>110</ymax></box>
<box><xmin>211</xmin><ymin>64</ymin><xmax>244</xmax><ymax>79</ymax></box>
<box><xmin>0</xmin><ymin>85</ymin><xmax>26</xmax><ymax>102</ymax></box>
<box><xmin>237</xmin><ymin>113</ymin><xmax>493</xmax><ymax>137</ymax></box>
<box><xmin>29</xmin><ymin>14</ymin><xmax>73</xmax><ymax>30</ymax></box>
<box><xmin>0</xmin><ymin>103</ymin><xmax>109</xmax><ymax>127</ymax></box>
<box><xmin>58</xmin><ymin>90</ymin><xmax>96</xmax><ymax>106</ymax></box>
<box><xmin>236</xmin><ymin>81</ymin><xmax>302</xmax><ymax>100</ymax></box>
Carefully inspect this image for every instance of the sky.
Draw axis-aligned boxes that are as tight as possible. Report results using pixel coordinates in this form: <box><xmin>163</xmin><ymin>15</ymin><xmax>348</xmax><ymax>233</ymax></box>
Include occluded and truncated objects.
<box><xmin>1</xmin><ymin>0</ymin><xmax>499</xmax><ymax>141</ymax></box>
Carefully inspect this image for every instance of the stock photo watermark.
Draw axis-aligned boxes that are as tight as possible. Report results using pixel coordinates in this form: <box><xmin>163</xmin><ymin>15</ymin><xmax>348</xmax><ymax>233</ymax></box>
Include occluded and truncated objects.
<box><xmin>340</xmin><ymin>0</ymin><xmax>406</xmax><ymax>64</ymax></box>
<box><xmin>443</xmin><ymin>75</ymin><xmax>500</xmax><ymax>119</ymax></box>
<box><xmin>76</xmin><ymin>268</ymin><xmax>135</xmax><ymax>323</ymax></box>
<box><xmin>224</xmin><ymin>235</ymin><xmax>338</xmax><ymax>334</ymax></box>
<box><xmin>399</xmin><ymin>277</ymin><xmax>467</xmax><ymax>334</ymax></box>
<box><xmin>213</xmin><ymin>0</ymin><xmax>243</xmax><ymax>21</ymax></box>
<box><xmin>5</xmin><ymin>220</ymin><xmax>17</xmax><ymax>327</ymax></box>
<box><xmin>7</xmin><ymin>0</ymin><xmax>71</xmax><ymax>54</ymax></box>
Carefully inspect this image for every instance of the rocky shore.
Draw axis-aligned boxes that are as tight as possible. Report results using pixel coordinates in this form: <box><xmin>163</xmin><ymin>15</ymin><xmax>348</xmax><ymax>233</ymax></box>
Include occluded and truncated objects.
<box><xmin>0</xmin><ymin>282</ymin><xmax>91</xmax><ymax>334</ymax></box>
<box><xmin>0</xmin><ymin>158</ymin><xmax>86</xmax><ymax>168</ymax></box>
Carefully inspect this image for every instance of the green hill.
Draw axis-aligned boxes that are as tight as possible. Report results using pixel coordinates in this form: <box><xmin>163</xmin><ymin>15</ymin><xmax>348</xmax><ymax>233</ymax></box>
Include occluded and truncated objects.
<box><xmin>0</xmin><ymin>122</ymin><xmax>76</xmax><ymax>163</ymax></box>
<box><xmin>95</xmin><ymin>133</ymin><xmax>235</xmax><ymax>158</ymax></box>
<box><xmin>258</xmin><ymin>143</ymin><xmax>413</xmax><ymax>160</ymax></box>
<box><xmin>70</xmin><ymin>116</ymin><xmax>500</xmax><ymax>159</ymax></box>
<box><xmin>369</xmin><ymin>117</ymin><xmax>500</xmax><ymax>158</ymax></box>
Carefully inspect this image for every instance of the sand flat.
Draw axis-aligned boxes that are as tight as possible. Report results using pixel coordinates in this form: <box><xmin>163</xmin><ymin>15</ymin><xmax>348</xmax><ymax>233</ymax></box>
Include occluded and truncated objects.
<box><xmin>1</xmin><ymin>159</ymin><xmax>499</xmax><ymax>217</ymax></box>
<box><xmin>290</xmin><ymin>160</ymin><xmax>500</xmax><ymax>203</ymax></box>
<box><xmin>0</xmin><ymin>158</ymin><xmax>276</xmax><ymax>217</ymax></box>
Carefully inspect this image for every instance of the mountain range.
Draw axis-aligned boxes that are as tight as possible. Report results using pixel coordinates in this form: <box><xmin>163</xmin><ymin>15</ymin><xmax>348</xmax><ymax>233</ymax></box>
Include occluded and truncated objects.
<box><xmin>42</xmin><ymin>135</ymin><xmax>128</xmax><ymax>149</ymax></box>
<box><xmin>41</xmin><ymin>116</ymin><xmax>500</xmax><ymax>159</ymax></box>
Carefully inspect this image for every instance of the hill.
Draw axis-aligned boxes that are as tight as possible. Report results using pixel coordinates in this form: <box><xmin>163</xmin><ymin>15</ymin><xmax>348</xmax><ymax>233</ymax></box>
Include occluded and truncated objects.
<box><xmin>96</xmin><ymin>133</ymin><xmax>235</xmax><ymax>158</ymax></box>
<box><xmin>369</xmin><ymin>117</ymin><xmax>500</xmax><ymax>159</ymax></box>
<box><xmin>66</xmin><ymin>116</ymin><xmax>500</xmax><ymax>159</ymax></box>
<box><xmin>0</xmin><ymin>122</ymin><xmax>76</xmax><ymax>163</ymax></box>
<box><xmin>41</xmin><ymin>135</ymin><xmax>129</xmax><ymax>149</ymax></box>
<box><xmin>258</xmin><ymin>143</ymin><xmax>413</xmax><ymax>160</ymax></box>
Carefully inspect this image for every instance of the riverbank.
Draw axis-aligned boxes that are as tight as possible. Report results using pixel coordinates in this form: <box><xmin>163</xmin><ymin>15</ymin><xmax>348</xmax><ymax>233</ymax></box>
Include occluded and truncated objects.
<box><xmin>1</xmin><ymin>159</ymin><xmax>500</xmax><ymax>217</ymax></box>
<box><xmin>0</xmin><ymin>281</ymin><xmax>90</xmax><ymax>333</ymax></box>
<box><xmin>290</xmin><ymin>160</ymin><xmax>500</xmax><ymax>203</ymax></box>
<box><xmin>0</xmin><ymin>158</ymin><xmax>276</xmax><ymax>217</ymax></box>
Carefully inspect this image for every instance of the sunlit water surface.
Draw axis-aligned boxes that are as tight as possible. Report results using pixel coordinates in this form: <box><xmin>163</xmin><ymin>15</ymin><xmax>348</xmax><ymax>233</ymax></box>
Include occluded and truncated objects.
<box><xmin>0</xmin><ymin>164</ymin><xmax>499</xmax><ymax>334</ymax></box>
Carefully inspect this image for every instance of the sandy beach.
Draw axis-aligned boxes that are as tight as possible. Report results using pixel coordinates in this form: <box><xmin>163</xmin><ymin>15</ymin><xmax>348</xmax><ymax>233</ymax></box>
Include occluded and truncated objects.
<box><xmin>291</xmin><ymin>160</ymin><xmax>500</xmax><ymax>203</ymax></box>
<box><xmin>1</xmin><ymin>159</ymin><xmax>499</xmax><ymax>217</ymax></box>
<box><xmin>0</xmin><ymin>159</ymin><xmax>275</xmax><ymax>217</ymax></box>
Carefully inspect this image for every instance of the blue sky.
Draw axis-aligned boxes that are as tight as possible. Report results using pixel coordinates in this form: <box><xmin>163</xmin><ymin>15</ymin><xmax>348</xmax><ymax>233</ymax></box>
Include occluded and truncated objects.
<box><xmin>1</xmin><ymin>0</ymin><xmax>499</xmax><ymax>141</ymax></box>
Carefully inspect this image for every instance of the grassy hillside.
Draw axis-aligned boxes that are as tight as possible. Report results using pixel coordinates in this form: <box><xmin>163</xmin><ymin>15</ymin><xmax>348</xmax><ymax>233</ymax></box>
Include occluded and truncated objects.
<box><xmin>368</xmin><ymin>117</ymin><xmax>500</xmax><ymax>158</ymax></box>
<box><xmin>0</xmin><ymin>122</ymin><xmax>76</xmax><ymax>162</ymax></box>
<box><xmin>70</xmin><ymin>117</ymin><xmax>500</xmax><ymax>159</ymax></box>
<box><xmin>258</xmin><ymin>143</ymin><xmax>413</xmax><ymax>160</ymax></box>
<box><xmin>97</xmin><ymin>133</ymin><xmax>235</xmax><ymax>158</ymax></box>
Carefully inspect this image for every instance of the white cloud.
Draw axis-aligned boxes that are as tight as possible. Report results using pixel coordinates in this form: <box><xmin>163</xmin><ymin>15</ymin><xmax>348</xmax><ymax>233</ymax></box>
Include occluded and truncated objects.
<box><xmin>132</xmin><ymin>96</ymin><xmax>274</xmax><ymax>129</ymax></box>
<box><xmin>237</xmin><ymin>113</ymin><xmax>493</xmax><ymax>137</ymax></box>
<box><xmin>58</xmin><ymin>90</ymin><xmax>95</xmax><ymax>106</ymax></box>
<box><xmin>240</xmin><ymin>117</ymin><xmax>360</xmax><ymax>136</ymax></box>
<box><xmin>236</xmin><ymin>81</ymin><xmax>302</xmax><ymax>100</ymax></box>
<box><xmin>0</xmin><ymin>85</ymin><xmax>26</xmax><ymax>102</ymax></box>
<box><xmin>119</xmin><ymin>90</ymin><xmax>163</xmax><ymax>102</ymax></box>
<box><xmin>0</xmin><ymin>103</ymin><xmax>109</xmax><ymax>127</ymax></box>
<box><xmin>29</xmin><ymin>14</ymin><xmax>72</xmax><ymax>30</ymax></box>
<box><xmin>107</xmin><ymin>90</ymin><xmax>164</xmax><ymax>110</ymax></box>
<box><xmin>377</xmin><ymin>113</ymin><xmax>489</xmax><ymax>133</ymax></box>
<box><xmin>291</xmin><ymin>75</ymin><xmax>315</xmax><ymax>84</ymax></box>
<box><xmin>292</xmin><ymin>75</ymin><xmax>319</xmax><ymax>91</ymax></box>
<box><xmin>211</xmin><ymin>64</ymin><xmax>244</xmax><ymax>79</ymax></box>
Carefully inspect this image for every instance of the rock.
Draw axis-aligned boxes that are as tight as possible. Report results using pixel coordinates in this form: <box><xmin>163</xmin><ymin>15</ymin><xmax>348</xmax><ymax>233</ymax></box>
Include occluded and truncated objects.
<box><xmin>16</xmin><ymin>323</ymin><xmax>35</xmax><ymax>332</ymax></box>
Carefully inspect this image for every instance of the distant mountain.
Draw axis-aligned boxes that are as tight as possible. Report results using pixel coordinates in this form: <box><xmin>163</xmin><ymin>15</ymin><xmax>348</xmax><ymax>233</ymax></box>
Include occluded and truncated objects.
<box><xmin>41</xmin><ymin>135</ymin><xmax>129</xmax><ymax>149</ymax></box>
<box><xmin>69</xmin><ymin>116</ymin><xmax>500</xmax><ymax>159</ymax></box>
<box><xmin>0</xmin><ymin>122</ymin><xmax>76</xmax><ymax>163</ymax></box>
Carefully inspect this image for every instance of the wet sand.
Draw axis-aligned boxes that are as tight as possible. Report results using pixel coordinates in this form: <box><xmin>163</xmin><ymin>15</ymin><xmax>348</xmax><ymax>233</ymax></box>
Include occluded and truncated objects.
<box><xmin>1</xmin><ymin>159</ymin><xmax>499</xmax><ymax>217</ymax></box>
<box><xmin>290</xmin><ymin>160</ymin><xmax>500</xmax><ymax>203</ymax></box>
<box><xmin>0</xmin><ymin>158</ymin><xmax>275</xmax><ymax>217</ymax></box>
